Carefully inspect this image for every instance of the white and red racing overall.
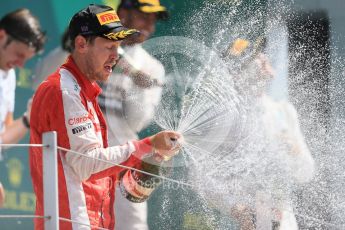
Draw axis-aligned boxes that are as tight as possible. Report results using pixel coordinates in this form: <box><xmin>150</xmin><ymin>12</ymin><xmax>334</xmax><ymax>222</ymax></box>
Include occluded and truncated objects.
<box><xmin>30</xmin><ymin>56</ymin><xmax>151</xmax><ymax>230</ymax></box>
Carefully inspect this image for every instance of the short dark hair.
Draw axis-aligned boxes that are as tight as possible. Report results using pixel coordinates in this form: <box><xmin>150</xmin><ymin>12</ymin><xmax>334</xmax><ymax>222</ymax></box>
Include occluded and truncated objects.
<box><xmin>0</xmin><ymin>8</ymin><xmax>46</xmax><ymax>53</ymax></box>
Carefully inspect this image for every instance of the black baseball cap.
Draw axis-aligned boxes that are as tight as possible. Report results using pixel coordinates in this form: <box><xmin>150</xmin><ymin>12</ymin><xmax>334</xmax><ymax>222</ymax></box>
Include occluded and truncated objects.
<box><xmin>118</xmin><ymin>0</ymin><xmax>169</xmax><ymax>20</ymax></box>
<box><xmin>68</xmin><ymin>4</ymin><xmax>139</xmax><ymax>41</ymax></box>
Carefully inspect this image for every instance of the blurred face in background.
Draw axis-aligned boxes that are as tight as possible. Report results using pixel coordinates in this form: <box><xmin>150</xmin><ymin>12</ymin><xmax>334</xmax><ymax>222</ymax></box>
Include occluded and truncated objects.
<box><xmin>118</xmin><ymin>8</ymin><xmax>157</xmax><ymax>44</ymax></box>
<box><xmin>0</xmin><ymin>29</ymin><xmax>35</xmax><ymax>71</ymax></box>
<box><xmin>248</xmin><ymin>53</ymin><xmax>275</xmax><ymax>96</ymax></box>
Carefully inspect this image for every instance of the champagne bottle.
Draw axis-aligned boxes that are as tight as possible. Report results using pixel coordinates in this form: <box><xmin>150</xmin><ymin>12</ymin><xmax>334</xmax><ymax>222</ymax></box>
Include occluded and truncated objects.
<box><xmin>119</xmin><ymin>153</ymin><xmax>172</xmax><ymax>203</ymax></box>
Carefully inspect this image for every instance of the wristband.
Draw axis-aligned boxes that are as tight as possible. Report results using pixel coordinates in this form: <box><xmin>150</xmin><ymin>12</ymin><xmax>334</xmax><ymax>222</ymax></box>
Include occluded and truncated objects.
<box><xmin>22</xmin><ymin>115</ymin><xmax>30</xmax><ymax>129</ymax></box>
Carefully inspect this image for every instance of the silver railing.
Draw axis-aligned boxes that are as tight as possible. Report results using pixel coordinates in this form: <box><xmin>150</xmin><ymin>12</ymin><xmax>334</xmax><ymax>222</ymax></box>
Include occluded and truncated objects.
<box><xmin>0</xmin><ymin>131</ymin><xmax>344</xmax><ymax>229</ymax></box>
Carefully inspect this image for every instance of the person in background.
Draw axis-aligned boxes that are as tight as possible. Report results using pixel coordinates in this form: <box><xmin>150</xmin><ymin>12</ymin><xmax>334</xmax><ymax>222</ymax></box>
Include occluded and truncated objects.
<box><xmin>29</xmin><ymin>4</ymin><xmax>180</xmax><ymax>229</ymax></box>
<box><xmin>0</xmin><ymin>8</ymin><xmax>46</xmax><ymax>208</ymax></box>
<box><xmin>224</xmin><ymin>38</ymin><xmax>315</xmax><ymax>230</ymax></box>
<box><xmin>97</xmin><ymin>0</ymin><xmax>169</xmax><ymax>229</ymax></box>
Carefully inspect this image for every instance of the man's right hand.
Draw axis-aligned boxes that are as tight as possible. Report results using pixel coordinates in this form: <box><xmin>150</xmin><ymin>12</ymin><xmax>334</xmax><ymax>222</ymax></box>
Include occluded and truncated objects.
<box><xmin>0</xmin><ymin>182</ymin><xmax>5</xmax><ymax>208</ymax></box>
<box><xmin>149</xmin><ymin>131</ymin><xmax>182</xmax><ymax>161</ymax></box>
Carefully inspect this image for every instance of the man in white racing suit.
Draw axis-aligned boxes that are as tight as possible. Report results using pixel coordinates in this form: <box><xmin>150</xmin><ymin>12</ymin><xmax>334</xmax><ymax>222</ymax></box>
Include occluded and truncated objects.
<box><xmin>225</xmin><ymin>39</ymin><xmax>315</xmax><ymax>230</ymax></box>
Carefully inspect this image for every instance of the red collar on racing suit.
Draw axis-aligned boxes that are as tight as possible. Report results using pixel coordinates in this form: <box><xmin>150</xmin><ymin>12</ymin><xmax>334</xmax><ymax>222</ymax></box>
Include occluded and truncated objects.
<box><xmin>61</xmin><ymin>55</ymin><xmax>102</xmax><ymax>101</ymax></box>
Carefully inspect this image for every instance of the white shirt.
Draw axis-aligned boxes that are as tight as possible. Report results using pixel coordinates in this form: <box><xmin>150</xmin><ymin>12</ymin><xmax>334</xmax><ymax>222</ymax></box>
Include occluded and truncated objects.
<box><xmin>253</xmin><ymin>95</ymin><xmax>315</xmax><ymax>229</ymax></box>
<box><xmin>101</xmin><ymin>44</ymin><xmax>165</xmax><ymax>145</ymax></box>
<box><xmin>259</xmin><ymin>94</ymin><xmax>315</xmax><ymax>184</ymax></box>
<box><xmin>0</xmin><ymin>69</ymin><xmax>16</xmax><ymax>133</ymax></box>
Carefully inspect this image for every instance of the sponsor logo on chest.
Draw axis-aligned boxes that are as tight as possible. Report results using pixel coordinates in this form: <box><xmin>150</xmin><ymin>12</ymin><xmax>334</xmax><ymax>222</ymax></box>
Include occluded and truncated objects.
<box><xmin>68</xmin><ymin>114</ymin><xmax>89</xmax><ymax>125</ymax></box>
<box><xmin>72</xmin><ymin>122</ymin><xmax>92</xmax><ymax>134</ymax></box>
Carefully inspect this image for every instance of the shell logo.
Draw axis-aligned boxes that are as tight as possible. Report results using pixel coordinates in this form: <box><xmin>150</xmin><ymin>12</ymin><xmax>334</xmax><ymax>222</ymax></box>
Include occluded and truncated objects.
<box><xmin>7</xmin><ymin>158</ymin><xmax>23</xmax><ymax>188</ymax></box>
